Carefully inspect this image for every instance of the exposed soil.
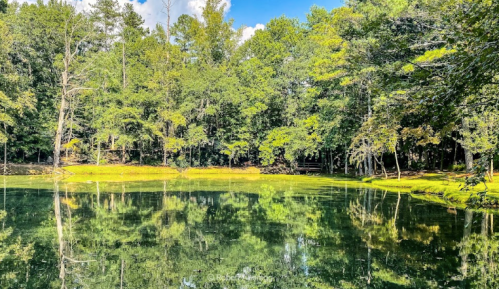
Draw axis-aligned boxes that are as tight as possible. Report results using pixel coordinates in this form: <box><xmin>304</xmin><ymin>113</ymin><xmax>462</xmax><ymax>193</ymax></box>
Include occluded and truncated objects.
<box><xmin>1</xmin><ymin>164</ymin><xmax>57</xmax><ymax>175</ymax></box>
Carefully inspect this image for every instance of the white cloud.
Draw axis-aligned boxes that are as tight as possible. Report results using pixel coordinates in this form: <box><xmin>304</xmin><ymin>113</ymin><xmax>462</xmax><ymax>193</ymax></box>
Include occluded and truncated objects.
<box><xmin>241</xmin><ymin>23</ymin><xmax>265</xmax><ymax>43</ymax></box>
<box><xmin>9</xmin><ymin>0</ymin><xmax>232</xmax><ymax>30</ymax></box>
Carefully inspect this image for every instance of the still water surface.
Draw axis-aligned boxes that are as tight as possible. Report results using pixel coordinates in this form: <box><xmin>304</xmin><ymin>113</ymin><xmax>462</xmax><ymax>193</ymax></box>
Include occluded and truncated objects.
<box><xmin>0</xmin><ymin>175</ymin><xmax>497</xmax><ymax>288</ymax></box>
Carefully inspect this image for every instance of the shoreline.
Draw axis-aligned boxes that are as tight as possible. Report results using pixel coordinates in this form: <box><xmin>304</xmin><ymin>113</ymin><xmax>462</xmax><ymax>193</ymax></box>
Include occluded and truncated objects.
<box><xmin>2</xmin><ymin>164</ymin><xmax>499</xmax><ymax>208</ymax></box>
<box><xmin>1</xmin><ymin>164</ymin><xmax>262</xmax><ymax>175</ymax></box>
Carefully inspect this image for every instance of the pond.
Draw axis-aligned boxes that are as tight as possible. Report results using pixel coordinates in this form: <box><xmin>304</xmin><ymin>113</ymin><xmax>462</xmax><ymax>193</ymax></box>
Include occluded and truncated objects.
<box><xmin>0</xmin><ymin>175</ymin><xmax>497</xmax><ymax>288</ymax></box>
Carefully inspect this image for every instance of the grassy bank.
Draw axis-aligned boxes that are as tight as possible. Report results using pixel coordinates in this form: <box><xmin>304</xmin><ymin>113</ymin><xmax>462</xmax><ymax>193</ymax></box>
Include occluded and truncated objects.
<box><xmin>62</xmin><ymin>165</ymin><xmax>261</xmax><ymax>175</ymax></box>
<box><xmin>366</xmin><ymin>173</ymin><xmax>499</xmax><ymax>207</ymax></box>
<box><xmin>4</xmin><ymin>164</ymin><xmax>499</xmax><ymax>207</ymax></box>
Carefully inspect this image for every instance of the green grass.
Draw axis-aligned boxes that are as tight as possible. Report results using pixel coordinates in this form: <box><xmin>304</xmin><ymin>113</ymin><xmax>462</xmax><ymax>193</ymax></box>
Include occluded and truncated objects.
<box><xmin>63</xmin><ymin>165</ymin><xmax>262</xmax><ymax>175</ymax></box>
<box><xmin>368</xmin><ymin>173</ymin><xmax>499</xmax><ymax>207</ymax></box>
<box><xmin>184</xmin><ymin>167</ymin><xmax>261</xmax><ymax>174</ymax></box>
<box><xmin>63</xmin><ymin>165</ymin><xmax>180</xmax><ymax>175</ymax></box>
<box><xmin>5</xmin><ymin>167</ymin><xmax>499</xmax><ymax>207</ymax></box>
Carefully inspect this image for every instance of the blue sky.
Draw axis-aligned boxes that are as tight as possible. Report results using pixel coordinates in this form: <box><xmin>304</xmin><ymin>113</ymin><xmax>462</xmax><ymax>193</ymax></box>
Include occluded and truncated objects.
<box><xmin>227</xmin><ymin>0</ymin><xmax>345</xmax><ymax>28</ymax></box>
<box><xmin>14</xmin><ymin>0</ymin><xmax>346</xmax><ymax>41</ymax></box>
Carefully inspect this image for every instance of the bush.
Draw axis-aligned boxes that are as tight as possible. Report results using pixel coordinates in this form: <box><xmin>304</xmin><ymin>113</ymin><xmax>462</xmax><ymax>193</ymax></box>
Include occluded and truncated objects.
<box><xmin>410</xmin><ymin>161</ymin><xmax>426</xmax><ymax>171</ymax></box>
<box><xmin>448</xmin><ymin>163</ymin><xmax>466</xmax><ymax>172</ymax></box>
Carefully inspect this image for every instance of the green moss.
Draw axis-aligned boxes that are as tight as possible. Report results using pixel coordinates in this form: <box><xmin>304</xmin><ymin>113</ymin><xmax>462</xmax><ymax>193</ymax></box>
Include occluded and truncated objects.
<box><xmin>63</xmin><ymin>165</ymin><xmax>262</xmax><ymax>175</ymax></box>
<box><xmin>63</xmin><ymin>165</ymin><xmax>180</xmax><ymax>175</ymax></box>
<box><xmin>184</xmin><ymin>167</ymin><xmax>261</xmax><ymax>174</ymax></box>
<box><xmin>369</xmin><ymin>173</ymin><xmax>499</xmax><ymax>207</ymax></box>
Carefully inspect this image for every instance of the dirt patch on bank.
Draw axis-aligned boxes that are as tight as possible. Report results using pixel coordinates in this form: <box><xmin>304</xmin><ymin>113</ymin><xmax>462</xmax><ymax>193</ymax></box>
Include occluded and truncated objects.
<box><xmin>1</xmin><ymin>164</ymin><xmax>58</xmax><ymax>175</ymax></box>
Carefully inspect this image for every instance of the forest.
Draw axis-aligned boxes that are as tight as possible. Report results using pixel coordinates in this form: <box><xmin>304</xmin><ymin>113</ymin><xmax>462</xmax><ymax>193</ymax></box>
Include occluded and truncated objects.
<box><xmin>0</xmin><ymin>0</ymin><xmax>498</xmax><ymax>176</ymax></box>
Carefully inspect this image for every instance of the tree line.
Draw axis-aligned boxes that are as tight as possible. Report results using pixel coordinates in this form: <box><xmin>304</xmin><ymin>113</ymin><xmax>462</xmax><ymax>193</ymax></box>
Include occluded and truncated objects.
<box><xmin>0</xmin><ymin>0</ymin><xmax>498</xmax><ymax>176</ymax></box>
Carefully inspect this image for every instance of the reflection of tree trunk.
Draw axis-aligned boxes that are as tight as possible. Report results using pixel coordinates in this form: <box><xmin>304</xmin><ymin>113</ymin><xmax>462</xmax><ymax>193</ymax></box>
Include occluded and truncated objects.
<box><xmin>481</xmin><ymin>212</ymin><xmax>488</xmax><ymax>237</ymax></box>
<box><xmin>3</xmin><ymin>123</ymin><xmax>6</xmax><ymax>175</ymax></box>
<box><xmin>481</xmin><ymin>212</ymin><xmax>488</xmax><ymax>280</ymax></box>
<box><xmin>344</xmin><ymin>183</ymin><xmax>348</xmax><ymax>209</ymax></box>
<box><xmin>461</xmin><ymin>210</ymin><xmax>473</xmax><ymax>279</ymax></box>
<box><xmin>491</xmin><ymin>215</ymin><xmax>494</xmax><ymax>235</ymax></box>
<box><xmin>96</xmin><ymin>182</ymin><xmax>100</xmax><ymax>207</ymax></box>
<box><xmin>65</xmin><ymin>187</ymin><xmax>73</xmax><ymax>257</ymax></box>
<box><xmin>111</xmin><ymin>194</ymin><xmax>115</xmax><ymax>212</ymax></box>
<box><xmin>120</xmin><ymin>259</ymin><xmax>125</xmax><ymax>289</ymax></box>
<box><xmin>393</xmin><ymin>192</ymin><xmax>401</xmax><ymax>226</ymax></box>
<box><xmin>2</xmin><ymin>177</ymin><xmax>5</xmax><ymax>230</ymax></box>
<box><xmin>362</xmin><ymin>192</ymin><xmax>366</xmax><ymax>227</ymax></box>
<box><xmin>54</xmin><ymin>185</ymin><xmax>65</xmax><ymax>286</ymax></box>
<box><xmin>367</xmin><ymin>233</ymin><xmax>372</xmax><ymax>286</ymax></box>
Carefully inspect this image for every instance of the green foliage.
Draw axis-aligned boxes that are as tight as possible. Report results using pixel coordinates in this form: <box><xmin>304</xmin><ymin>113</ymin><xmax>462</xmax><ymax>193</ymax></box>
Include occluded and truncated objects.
<box><xmin>1</xmin><ymin>0</ymin><xmax>499</xmax><ymax>179</ymax></box>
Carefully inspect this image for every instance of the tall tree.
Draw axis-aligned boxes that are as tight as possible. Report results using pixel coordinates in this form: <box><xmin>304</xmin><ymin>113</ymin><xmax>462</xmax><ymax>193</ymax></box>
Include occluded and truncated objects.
<box><xmin>53</xmin><ymin>4</ymin><xmax>95</xmax><ymax>168</ymax></box>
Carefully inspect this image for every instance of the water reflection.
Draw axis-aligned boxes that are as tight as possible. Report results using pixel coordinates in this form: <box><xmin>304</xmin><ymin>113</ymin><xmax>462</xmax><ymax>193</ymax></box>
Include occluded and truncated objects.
<box><xmin>0</xmin><ymin>177</ymin><xmax>497</xmax><ymax>288</ymax></box>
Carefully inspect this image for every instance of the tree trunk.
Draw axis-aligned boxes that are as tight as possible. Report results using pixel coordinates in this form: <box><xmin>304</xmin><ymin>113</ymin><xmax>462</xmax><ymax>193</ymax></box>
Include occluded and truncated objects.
<box><xmin>440</xmin><ymin>142</ymin><xmax>445</xmax><ymax>171</ymax></box>
<box><xmin>139</xmin><ymin>142</ymin><xmax>143</xmax><ymax>165</ymax></box>
<box><xmin>96</xmin><ymin>142</ymin><xmax>100</xmax><ymax>166</ymax></box>
<box><xmin>462</xmin><ymin>117</ymin><xmax>473</xmax><ymax>172</ymax></box>
<box><xmin>163</xmin><ymin>144</ymin><xmax>167</xmax><ymax>166</ymax></box>
<box><xmin>122</xmin><ymin>41</ymin><xmax>126</xmax><ymax>89</ymax></box>
<box><xmin>53</xmin><ymin>89</ymin><xmax>66</xmax><ymax>168</ymax></box>
<box><xmin>122</xmin><ymin>145</ymin><xmax>126</xmax><ymax>164</ymax></box>
<box><xmin>330</xmin><ymin>150</ymin><xmax>333</xmax><ymax>174</ymax></box>
<box><xmin>375</xmin><ymin>155</ymin><xmax>388</xmax><ymax>179</ymax></box>
<box><xmin>491</xmin><ymin>157</ymin><xmax>494</xmax><ymax>183</ymax></box>
<box><xmin>190</xmin><ymin>147</ymin><xmax>192</xmax><ymax>167</ymax></box>
<box><xmin>3</xmin><ymin>123</ymin><xmax>6</xmax><ymax>175</ymax></box>
<box><xmin>424</xmin><ymin>149</ymin><xmax>430</xmax><ymax>170</ymax></box>
<box><xmin>344</xmin><ymin>151</ymin><xmax>348</xmax><ymax>174</ymax></box>
<box><xmin>453</xmin><ymin>137</ymin><xmax>458</xmax><ymax>166</ymax></box>
<box><xmin>394</xmin><ymin>147</ymin><xmax>401</xmax><ymax>181</ymax></box>
<box><xmin>3</xmin><ymin>177</ymin><xmax>5</xmax><ymax>230</ymax></box>
<box><xmin>367</xmin><ymin>93</ymin><xmax>373</xmax><ymax>176</ymax></box>
<box><xmin>164</xmin><ymin>0</ymin><xmax>172</xmax><ymax>41</ymax></box>
<box><xmin>65</xmin><ymin>100</ymin><xmax>74</xmax><ymax>159</ymax></box>
<box><xmin>362</xmin><ymin>139</ymin><xmax>367</xmax><ymax>176</ymax></box>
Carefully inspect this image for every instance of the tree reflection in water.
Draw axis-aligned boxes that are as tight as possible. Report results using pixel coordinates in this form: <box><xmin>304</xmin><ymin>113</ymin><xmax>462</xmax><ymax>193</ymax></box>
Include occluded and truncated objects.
<box><xmin>0</xmin><ymin>178</ymin><xmax>497</xmax><ymax>288</ymax></box>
